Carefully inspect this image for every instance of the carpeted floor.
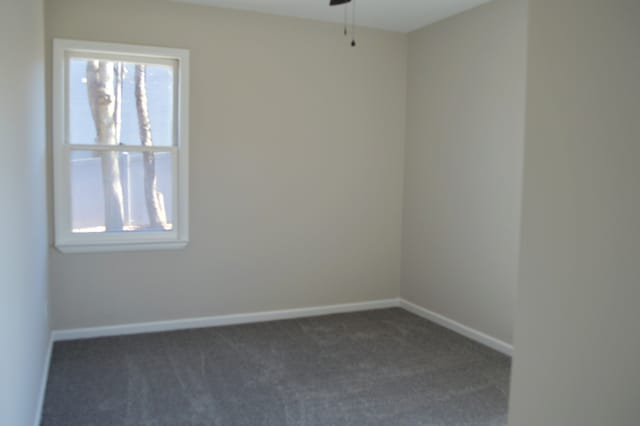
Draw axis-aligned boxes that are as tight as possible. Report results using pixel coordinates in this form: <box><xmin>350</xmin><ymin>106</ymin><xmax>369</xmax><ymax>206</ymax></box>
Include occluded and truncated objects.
<box><xmin>41</xmin><ymin>308</ymin><xmax>511</xmax><ymax>426</ymax></box>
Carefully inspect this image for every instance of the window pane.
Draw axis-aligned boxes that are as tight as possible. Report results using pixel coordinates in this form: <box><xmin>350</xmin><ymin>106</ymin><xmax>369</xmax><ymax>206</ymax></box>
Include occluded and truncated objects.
<box><xmin>70</xmin><ymin>150</ymin><xmax>174</xmax><ymax>234</ymax></box>
<box><xmin>68</xmin><ymin>58</ymin><xmax>174</xmax><ymax>147</ymax></box>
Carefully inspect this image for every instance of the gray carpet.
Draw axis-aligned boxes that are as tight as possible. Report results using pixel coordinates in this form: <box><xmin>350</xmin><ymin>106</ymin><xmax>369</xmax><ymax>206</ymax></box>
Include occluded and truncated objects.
<box><xmin>41</xmin><ymin>308</ymin><xmax>510</xmax><ymax>426</ymax></box>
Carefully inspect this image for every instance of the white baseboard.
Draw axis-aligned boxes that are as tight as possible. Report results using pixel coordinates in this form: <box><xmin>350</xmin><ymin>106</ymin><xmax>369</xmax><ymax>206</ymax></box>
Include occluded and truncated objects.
<box><xmin>50</xmin><ymin>297</ymin><xmax>512</xmax><ymax>357</ymax></box>
<box><xmin>34</xmin><ymin>332</ymin><xmax>53</xmax><ymax>426</ymax></box>
<box><xmin>398</xmin><ymin>299</ymin><xmax>513</xmax><ymax>356</ymax></box>
<box><xmin>52</xmin><ymin>298</ymin><xmax>400</xmax><ymax>342</ymax></box>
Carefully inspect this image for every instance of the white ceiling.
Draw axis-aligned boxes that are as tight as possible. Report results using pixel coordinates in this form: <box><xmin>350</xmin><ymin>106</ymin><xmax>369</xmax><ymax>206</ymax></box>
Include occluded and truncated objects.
<box><xmin>173</xmin><ymin>0</ymin><xmax>493</xmax><ymax>33</ymax></box>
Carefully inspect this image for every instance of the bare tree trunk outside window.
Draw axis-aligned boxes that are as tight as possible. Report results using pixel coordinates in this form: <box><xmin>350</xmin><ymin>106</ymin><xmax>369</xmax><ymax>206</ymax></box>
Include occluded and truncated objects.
<box><xmin>113</xmin><ymin>62</ymin><xmax>124</xmax><ymax>145</ymax></box>
<box><xmin>135</xmin><ymin>64</ymin><xmax>168</xmax><ymax>229</ymax></box>
<box><xmin>86</xmin><ymin>60</ymin><xmax>125</xmax><ymax>231</ymax></box>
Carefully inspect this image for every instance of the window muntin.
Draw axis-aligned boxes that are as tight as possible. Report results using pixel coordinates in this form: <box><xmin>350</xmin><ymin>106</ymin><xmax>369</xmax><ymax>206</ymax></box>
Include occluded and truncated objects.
<box><xmin>53</xmin><ymin>40</ymin><xmax>189</xmax><ymax>253</ymax></box>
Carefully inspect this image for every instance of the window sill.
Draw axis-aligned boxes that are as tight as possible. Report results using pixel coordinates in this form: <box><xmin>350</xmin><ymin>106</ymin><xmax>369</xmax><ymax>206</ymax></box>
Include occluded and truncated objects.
<box><xmin>55</xmin><ymin>240</ymin><xmax>189</xmax><ymax>254</ymax></box>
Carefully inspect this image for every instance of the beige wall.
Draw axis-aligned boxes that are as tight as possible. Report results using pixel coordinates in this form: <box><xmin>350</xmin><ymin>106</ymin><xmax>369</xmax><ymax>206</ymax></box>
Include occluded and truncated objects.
<box><xmin>46</xmin><ymin>0</ymin><xmax>407</xmax><ymax>330</ymax></box>
<box><xmin>0</xmin><ymin>0</ymin><xmax>50</xmax><ymax>424</ymax></box>
<box><xmin>509</xmin><ymin>0</ymin><xmax>640</xmax><ymax>424</ymax></box>
<box><xmin>401</xmin><ymin>0</ymin><xmax>528</xmax><ymax>344</ymax></box>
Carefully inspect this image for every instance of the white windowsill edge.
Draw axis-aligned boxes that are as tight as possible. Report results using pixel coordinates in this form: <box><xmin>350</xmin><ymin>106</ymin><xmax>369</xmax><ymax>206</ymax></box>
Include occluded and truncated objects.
<box><xmin>55</xmin><ymin>240</ymin><xmax>189</xmax><ymax>254</ymax></box>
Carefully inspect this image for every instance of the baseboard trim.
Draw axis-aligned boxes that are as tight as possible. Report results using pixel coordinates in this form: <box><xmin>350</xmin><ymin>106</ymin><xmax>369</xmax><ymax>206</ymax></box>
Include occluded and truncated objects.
<box><xmin>50</xmin><ymin>298</ymin><xmax>512</xmax><ymax>356</ymax></box>
<box><xmin>398</xmin><ymin>299</ymin><xmax>513</xmax><ymax>356</ymax></box>
<box><xmin>34</xmin><ymin>332</ymin><xmax>53</xmax><ymax>426</ymax></box>
<box><xmin>52</xmin><ymin>298</ymin><xmax>400</xmax><ymax>342</ymax></box>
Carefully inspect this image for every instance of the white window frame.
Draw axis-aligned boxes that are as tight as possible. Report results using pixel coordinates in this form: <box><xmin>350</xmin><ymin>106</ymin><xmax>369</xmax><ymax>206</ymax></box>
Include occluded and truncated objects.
<box><xmin>53</xmin><ymin>39</ymin><xmax>189</xmax><ymax>253</ymax></box>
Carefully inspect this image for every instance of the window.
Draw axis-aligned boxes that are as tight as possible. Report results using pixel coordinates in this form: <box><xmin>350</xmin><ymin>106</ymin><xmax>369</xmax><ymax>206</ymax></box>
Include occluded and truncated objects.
<box><xmin>53</xmin><ymin>39</ymin><xmax>189</xmax><ymax>253</ymax></box>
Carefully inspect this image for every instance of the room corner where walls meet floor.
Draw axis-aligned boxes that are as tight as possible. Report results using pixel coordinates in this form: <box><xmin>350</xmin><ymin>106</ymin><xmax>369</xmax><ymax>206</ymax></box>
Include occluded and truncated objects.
<box><xmin>50</xmin><ymin>298</ymin><xmax>513</xmax><ymax>357</ymax></box>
